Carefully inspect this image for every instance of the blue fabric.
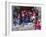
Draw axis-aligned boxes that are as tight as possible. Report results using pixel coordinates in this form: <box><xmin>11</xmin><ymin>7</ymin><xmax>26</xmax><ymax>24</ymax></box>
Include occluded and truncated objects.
<box><xmin>21</xmin><ymin>16</ymin><xmax>30</xmax><ymax>23</ymax></box>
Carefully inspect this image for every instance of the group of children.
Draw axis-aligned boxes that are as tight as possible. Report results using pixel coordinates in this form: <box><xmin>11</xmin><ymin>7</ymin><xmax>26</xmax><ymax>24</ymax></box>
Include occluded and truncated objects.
<box><xmin>13</xmin><ymin>7</ymin><xmax>41</xmax><ymax>30</ymax></box>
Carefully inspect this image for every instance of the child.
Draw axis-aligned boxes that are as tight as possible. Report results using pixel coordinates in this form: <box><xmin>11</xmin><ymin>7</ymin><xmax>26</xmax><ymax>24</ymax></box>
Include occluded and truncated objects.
<box><xmin>33</xmin><ymin>19</ymin><xmax>41</xmax><ymax>30</ymax></box>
